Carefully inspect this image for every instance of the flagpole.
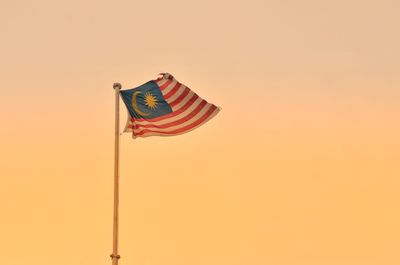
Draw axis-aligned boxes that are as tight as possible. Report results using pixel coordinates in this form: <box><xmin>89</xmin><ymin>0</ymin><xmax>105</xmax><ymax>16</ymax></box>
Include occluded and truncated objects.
<box><xmin>111</xmin><ymin>82</ymin><xmax>122</xmax><ymax>265</ymax></box>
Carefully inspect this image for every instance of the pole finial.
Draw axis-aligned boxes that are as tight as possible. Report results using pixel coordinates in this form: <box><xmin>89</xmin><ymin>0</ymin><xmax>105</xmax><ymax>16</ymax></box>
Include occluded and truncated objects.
<box><xmin>113</xmin><ymin>83</ymin><xmax>122</xmax><ymax>90</ymax></box>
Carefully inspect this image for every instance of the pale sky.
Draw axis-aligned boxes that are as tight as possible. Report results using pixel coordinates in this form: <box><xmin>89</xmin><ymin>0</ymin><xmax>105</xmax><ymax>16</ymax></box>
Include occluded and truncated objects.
<box><xmin>1</xmin><ymin>1</ymin><xmax>400</xmax><ymax>265</ymax></box>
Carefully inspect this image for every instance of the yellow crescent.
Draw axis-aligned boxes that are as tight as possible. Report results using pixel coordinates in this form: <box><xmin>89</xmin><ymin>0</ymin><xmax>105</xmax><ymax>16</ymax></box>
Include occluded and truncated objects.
<box><xmin>132</xmin><ymin>91</ymin><xmax>150</xmax><ymax>117</ymax></box>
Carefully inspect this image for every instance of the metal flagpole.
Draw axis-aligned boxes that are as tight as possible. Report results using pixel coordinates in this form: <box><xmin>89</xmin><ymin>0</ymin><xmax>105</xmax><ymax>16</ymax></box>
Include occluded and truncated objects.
<box><xmin>111</xmin><ymin>82</ymin><xmax>122</xmax><ymax>265</ymax></box>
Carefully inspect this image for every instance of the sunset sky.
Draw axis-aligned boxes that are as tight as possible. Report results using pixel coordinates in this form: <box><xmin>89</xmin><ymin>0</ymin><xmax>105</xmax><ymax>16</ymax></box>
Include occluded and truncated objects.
<box><xmin>1</xmin><ymin>1</ymin><xmax>400</xmax><ymax>265</ymax></box>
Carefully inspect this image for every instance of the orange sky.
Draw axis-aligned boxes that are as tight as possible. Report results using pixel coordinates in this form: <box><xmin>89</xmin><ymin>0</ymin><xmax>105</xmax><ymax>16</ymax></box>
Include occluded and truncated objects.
<box><xmin>1</xmin><ymin>1</ymin><xmax>400</xmax><ymax>265</ymax></box>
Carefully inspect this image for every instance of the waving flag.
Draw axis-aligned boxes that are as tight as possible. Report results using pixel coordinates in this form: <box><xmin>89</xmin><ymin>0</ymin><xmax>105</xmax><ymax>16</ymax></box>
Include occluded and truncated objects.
<box><xmin>120</xmin><ymin>73</ymin><xmax>220</xmax><ymax>138</ymax></box>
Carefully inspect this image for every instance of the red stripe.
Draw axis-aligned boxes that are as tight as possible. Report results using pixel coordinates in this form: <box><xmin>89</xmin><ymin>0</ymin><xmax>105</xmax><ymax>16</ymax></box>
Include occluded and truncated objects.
<box><xmin>132</xmin><ymin>100</ymin><xmax>208</xmax><ymax>129</ymax></box>
<box><xmin>155</xmin><ymin>77</ymin><xmax>166</xmax><ymax>86</ymax></box>
<box><xmin>134</xmin><ymin>105</ymin><xmax>217</xmax><ymax>136</ymax></box>
<box><xmin>169</xmin><ymin>87</ymin><xmax>190</xmax><ymax>108</ymax></box>
<box><xmin>163</xmin><ymin>83</ymin><xmax>182</xmax><ymax>99</ymax></box>
<box><xmin>133</xmin><ymin>93</ymin><xmax>199</xmax><ymax>122</ymax></box>
<box><xmin>159</xmin><ymin>79</ymin><xmax>172</xmax><ymax>90</ymax></box>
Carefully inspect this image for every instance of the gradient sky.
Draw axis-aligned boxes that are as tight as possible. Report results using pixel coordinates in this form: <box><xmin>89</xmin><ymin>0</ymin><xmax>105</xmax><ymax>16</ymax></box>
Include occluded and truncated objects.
<box><xmin>1</xmin><ymin>1</ymin><xmax>400</xmax><ymax>265</ymax></box>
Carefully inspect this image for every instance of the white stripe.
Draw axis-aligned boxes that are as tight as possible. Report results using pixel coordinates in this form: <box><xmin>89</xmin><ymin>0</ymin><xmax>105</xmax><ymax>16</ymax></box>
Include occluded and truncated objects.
<box><xmin>155</xmin><ymin>78</ymin><xmax>168</xmax><ymax>87</ymax></box>
<box><xmin>134</xmin><ymin>104</ymin><xmax>213</xmax><ymax>134</ymax></box>
<box><xmin>161</xmin><ymin>73</ymin><xmax>172</xmax><ymax>80</ymax></box>
<box><xmin>165</xmin><ymin>84</ymin><xmax>187</xmax><ymax>103</ymax></box>
<box><xmin>135</xmin><ymin>107</ymin><xmax>220</xmax><ymax>138</ymax></box>
<box><xmin>134</xmin><ymin>97</ymin><xmax>204</xmax><ymax>126</ymax></box>
<box><xmin>171</xmin><ymin>91</ymin><xmax>195</xmax><ymax>111</ymax></box>
<box><xmin>161</xmin><ymin>80</ymin><xmax>178</xmax><ymax>95</ymax></box>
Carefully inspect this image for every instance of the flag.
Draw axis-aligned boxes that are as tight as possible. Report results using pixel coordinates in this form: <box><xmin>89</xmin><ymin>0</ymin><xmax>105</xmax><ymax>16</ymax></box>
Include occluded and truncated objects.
<box><xmin>120</xmin><ymin>73</ymin><xmax>220</xmax><ymax>138</ymax></box>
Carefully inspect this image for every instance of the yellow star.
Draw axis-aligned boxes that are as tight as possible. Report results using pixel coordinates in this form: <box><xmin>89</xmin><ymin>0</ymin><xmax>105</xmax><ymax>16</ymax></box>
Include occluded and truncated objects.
<box><xmin>144</xmin><ymin>91</ymin><xmax>158</xmax><ymax>110</ymax></box>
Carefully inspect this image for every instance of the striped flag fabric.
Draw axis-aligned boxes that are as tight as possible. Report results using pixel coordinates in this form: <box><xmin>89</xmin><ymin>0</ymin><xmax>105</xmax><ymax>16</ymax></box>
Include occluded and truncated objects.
<box><xmin>120</xmin><ymin>73</ymin><xmax>220</xmax><ymax>138</ymax></box>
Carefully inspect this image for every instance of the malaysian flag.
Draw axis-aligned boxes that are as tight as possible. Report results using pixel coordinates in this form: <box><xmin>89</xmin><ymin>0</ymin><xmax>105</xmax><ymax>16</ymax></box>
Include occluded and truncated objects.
<box><xmin>120</xmin><ymin>73</ymin><xmax>220</xmax><ymax>138</ymax></box>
